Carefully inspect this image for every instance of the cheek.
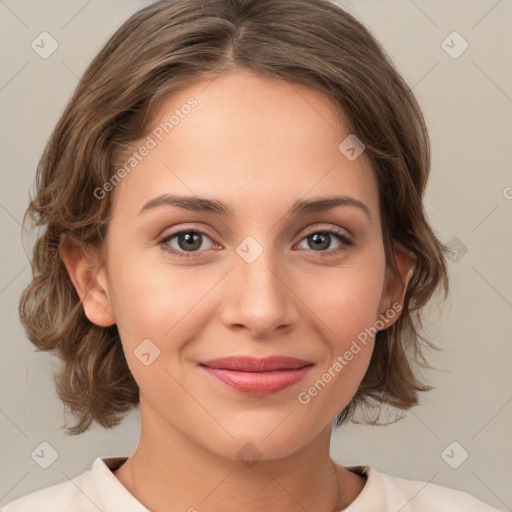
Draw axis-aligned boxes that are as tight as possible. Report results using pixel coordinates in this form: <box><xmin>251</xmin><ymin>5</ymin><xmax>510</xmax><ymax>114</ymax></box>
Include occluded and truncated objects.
<box><xmin>108</xmin><ymin>242</ymin><xmax>203</xmax><ymax>332</ymax></box>
<box><xmin>293</xmin><ymin>258</ymin><xmax>384</xmax><ymax>409</ymax></box>
<box><xmin>107</xmin><ymin>252</ymin><xmax>217</xmax><ymax>368</ymax></box>
<box><xmin>296</xmin><ymin>258</ymin><xmax>385</xmax><ymax>342</ymax></box>
<box><xmin>112</xmin><ymin>272</ymin><xmax>177</xmax><ymax>334</ymax></box>
<box><xmin>296</xmin><ymin>272</ymin><xmax>381</xmax><ymax>418</ymax></box>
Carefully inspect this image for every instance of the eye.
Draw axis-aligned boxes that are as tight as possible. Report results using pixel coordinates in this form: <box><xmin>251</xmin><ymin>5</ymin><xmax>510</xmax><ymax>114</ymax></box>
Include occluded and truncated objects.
<box><xmin>158</xmin><ymin>229</ymin><xmax>217</xmax><ymax>258</ymax></box>
<box><xmin>157</xmin><ymin>226</ymin><xmax>355</xmax><ymax>259</ymax></box>
<box><xmin>296</xmin><ymin>228</ymin><xmax>354</xmax><ymax>256</ymax></box>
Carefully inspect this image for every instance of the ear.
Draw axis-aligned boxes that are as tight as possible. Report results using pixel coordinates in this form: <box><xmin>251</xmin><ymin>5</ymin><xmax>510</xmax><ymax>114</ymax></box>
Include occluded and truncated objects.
<box><xmin>377</xmin><ymin>240</ymin><xmax>416</xmax><ymax>327</ymax></box>
<box><xmin>59</xmin><ymin>235</ymin><xmax>116</xmax><ymax>327</ymax></box>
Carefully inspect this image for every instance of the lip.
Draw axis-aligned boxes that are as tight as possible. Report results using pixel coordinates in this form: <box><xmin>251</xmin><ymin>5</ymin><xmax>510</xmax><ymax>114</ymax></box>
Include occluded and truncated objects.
<box><xmin>197</xmin><ymin>356</ymin><xmax>314</xmax><ymax>395</ymax></box>
<box><xmin>199</xmin><ymin>356</ymin><xmax>313</xmax><ymax>372</ymax></box>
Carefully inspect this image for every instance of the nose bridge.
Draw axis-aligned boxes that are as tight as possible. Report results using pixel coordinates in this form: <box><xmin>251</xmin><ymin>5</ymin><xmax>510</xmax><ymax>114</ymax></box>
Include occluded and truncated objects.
<box><xmin>241</xmin><ymin>246</ymin><xmax>281</xmax><ymax>295</ymax></box>
<box><xmin>237</xmin><ymin>239</ymin><xmax>286</xmax><ymax>307</ymax></box>
<box><xmin>221</xmin><ymin>235</ymin><xmax>298</xmax><ymax>336</ymax></box>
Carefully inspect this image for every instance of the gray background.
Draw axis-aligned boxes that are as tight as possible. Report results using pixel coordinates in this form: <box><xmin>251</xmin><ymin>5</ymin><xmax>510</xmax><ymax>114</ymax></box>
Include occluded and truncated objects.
<box><xmin>0</xmin><ymin>0</ymin><xmax>511</xmax><ymax>509</ymax></box>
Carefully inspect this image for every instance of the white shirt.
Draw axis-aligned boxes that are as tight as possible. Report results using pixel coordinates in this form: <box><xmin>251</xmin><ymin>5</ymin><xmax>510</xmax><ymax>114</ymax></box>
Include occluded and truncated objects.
<box><xmin>0</xmin><ymin>456</ymin><xmax>504</xmax><ymax>511</ymax></box>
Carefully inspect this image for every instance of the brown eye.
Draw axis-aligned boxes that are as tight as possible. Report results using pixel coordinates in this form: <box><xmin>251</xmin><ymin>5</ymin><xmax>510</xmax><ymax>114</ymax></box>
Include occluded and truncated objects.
<box><xmin>158</xmin><ymin>229</ymin><xmax>215</xmax><ymax>258</ymax></box>
<box><xmin>297</xmin><ymin>228</ymin><xmax>354</xmax><ymax>255</ymax></box>
<box><xmin>175</xmin><ymin>232</ymin><xmax>203</xmax><ymax>252</ymax></box>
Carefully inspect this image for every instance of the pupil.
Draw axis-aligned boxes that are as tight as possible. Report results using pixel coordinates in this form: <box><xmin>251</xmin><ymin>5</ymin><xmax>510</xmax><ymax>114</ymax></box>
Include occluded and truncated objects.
<box><xmin>311</xmin><ymin>233</ymin><xmax>329</xmax><ymax>250</ymax></box>
<box><xmin>180</xmin><ymin>232</ymin><xmax>201</xmax><ymax>251</ymax></box>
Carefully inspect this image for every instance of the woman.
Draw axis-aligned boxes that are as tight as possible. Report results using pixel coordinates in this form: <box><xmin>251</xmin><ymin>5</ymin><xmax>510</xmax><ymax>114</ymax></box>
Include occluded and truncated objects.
<box><xmin>5</xmin><ymin>0</ymin><xmax>503</xmax><ymax>510</ymax></box>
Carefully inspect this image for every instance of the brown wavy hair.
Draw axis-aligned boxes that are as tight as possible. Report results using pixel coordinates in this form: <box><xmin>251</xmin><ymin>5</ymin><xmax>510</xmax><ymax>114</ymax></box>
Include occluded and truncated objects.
<box><xmin>18</xmin><ymin>0</ymin><xmax>450</xmax><ymax>435</ymax></box>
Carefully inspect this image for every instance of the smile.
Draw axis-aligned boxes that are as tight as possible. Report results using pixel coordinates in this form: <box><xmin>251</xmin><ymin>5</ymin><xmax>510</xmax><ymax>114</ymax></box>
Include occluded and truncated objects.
<box><xmin>197</xmin><ymin>356</ymin><xmax>314</xmax><ymax>395</ymax></box>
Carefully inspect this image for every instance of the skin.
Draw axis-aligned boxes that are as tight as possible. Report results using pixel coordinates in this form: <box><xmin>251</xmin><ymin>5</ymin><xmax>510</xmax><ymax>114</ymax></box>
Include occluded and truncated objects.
<box><xmin>61</xmin><ymin>69</ymin><xmax>414</xmax><ymax>512</ymax></box>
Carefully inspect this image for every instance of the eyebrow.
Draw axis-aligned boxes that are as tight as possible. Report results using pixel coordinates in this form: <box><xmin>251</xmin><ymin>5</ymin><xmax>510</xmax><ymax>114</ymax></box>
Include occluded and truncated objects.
<box><xmin>138</xmin><ymin>193</ymin><xmax>372</xmax><ymax>221</ymax></box>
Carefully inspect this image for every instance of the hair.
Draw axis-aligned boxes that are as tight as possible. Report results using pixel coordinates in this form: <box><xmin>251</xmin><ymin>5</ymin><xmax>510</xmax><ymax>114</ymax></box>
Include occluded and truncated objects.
<box><xmin>19</xmin><ymin>0</ymin><xmax>450</xmax><ymax>436</ymax></box>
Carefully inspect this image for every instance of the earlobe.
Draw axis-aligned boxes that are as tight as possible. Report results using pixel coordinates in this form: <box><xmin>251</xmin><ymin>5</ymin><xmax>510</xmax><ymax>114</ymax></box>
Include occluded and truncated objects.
<box><xmin>59</xmin><ymin>236</ymin><xmax>116</xmax><ymax>327</ymax></box>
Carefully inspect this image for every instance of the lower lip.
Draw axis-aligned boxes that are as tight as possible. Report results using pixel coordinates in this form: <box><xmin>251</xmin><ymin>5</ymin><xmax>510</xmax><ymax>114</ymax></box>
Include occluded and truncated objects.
<box><xmin>199</xmin><ymin>365</ymin><xmax>313</xmax><ymax>395</ymax></box>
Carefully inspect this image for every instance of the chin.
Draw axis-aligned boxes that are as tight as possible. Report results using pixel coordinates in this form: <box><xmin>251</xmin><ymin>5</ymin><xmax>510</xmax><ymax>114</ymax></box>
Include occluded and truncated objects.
<box><xmin>199</xmin><ymin>420</ymin><xmax>318</xmax><ymax>464</ymax></box>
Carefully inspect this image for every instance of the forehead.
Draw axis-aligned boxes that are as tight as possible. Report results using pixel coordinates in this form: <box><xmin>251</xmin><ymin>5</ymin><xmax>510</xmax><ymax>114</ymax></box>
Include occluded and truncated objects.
<box><xmin>111</xmin><ymin>70</ymin><xmax>379</xmax><ymax>223</ymax></box>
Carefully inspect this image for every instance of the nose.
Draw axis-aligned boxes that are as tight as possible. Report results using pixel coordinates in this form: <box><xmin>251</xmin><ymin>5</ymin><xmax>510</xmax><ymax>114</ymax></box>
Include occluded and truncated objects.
<box><xmin>218</xmin><ymin>248</ymin><xmax>300</xmax><ymax>339</ymax></box>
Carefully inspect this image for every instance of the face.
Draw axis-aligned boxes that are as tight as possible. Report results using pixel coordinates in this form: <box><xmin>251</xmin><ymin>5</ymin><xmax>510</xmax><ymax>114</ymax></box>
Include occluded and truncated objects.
<box><xmin>65</xmin><ymin>69</ymin><xmax>410</xmax><ymax>461</ymax></box>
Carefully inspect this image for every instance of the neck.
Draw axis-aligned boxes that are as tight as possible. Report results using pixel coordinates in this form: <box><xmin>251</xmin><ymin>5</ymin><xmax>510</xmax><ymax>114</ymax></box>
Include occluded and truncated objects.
<box><xmin>113</xmin><ymin>400</ymin><xmax>366</xmax><ymax>512</ymax></box>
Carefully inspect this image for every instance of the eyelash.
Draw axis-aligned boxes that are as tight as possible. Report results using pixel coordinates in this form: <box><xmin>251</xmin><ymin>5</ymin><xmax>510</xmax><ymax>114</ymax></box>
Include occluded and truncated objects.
<box><xmin>157</xmin><ymin>226</ymin><xmax>355</xmax><ymax>259</ymax></box>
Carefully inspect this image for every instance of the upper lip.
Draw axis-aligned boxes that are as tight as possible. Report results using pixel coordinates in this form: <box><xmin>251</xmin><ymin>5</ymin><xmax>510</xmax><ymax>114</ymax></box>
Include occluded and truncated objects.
<box><xmin>198</xmin><ymin>356</ymin><xmax>314</xmax><ymax>372</ymax></box>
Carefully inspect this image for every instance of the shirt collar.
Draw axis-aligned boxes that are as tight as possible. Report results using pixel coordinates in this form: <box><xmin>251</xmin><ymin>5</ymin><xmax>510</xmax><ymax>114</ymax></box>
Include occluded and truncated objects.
<box><xmin>342</xmin><ymin>465</ymin><xmax>385</xmax><ymax>511</ymax></box>
<box><xmin>92</xmin><ymin>457</ymin><xmax>378</xmax><ymax>512</ymax></box>
<box><xmin>92</xmin><ymin>456</ymin><xmax>150</xmax><ymax>512</ymax></box>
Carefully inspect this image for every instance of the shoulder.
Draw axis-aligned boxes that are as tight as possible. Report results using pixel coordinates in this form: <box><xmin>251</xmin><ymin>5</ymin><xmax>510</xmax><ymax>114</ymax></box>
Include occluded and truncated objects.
<box><xmin>368</xmin><ymin>467</ymin><xmax>505</xmax><ymax>512</ymax></box>
<box><xmin>0</xmin><ymin>468</ymin><xmax>97</xmax><ymax>512</ymax></box>
<box><xmin>0</xmin><ymin>456</ymin><xmax>133</xmax><ymax>512</ymax></box>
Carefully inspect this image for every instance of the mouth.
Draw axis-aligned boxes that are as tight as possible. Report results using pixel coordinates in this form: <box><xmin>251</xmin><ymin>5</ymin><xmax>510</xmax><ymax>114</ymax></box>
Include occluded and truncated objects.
<box><xmin>197</xmin><ymin>356</ymin><xmax>314</xmax><ymax>395</ymax></box>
